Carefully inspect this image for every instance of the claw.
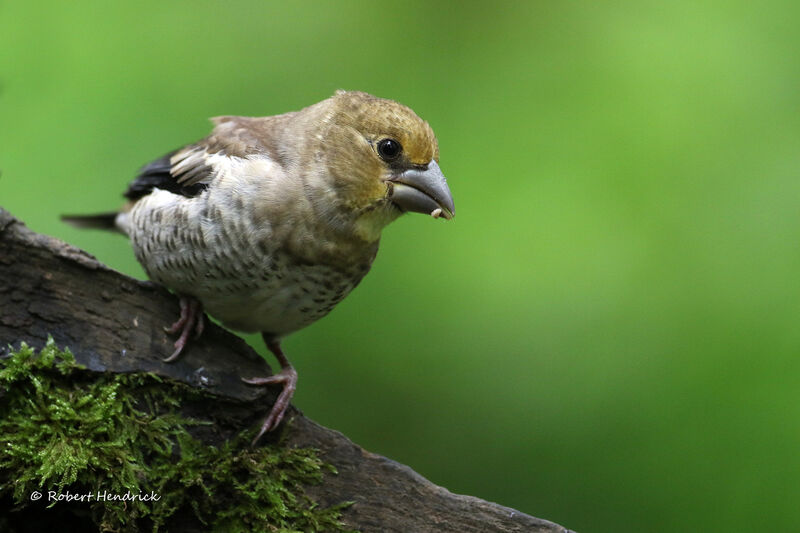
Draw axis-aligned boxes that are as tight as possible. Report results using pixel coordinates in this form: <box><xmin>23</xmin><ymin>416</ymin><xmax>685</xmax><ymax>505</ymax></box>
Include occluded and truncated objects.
<box><xmin>245</xmin><ymin>336</ymin><xmax>298</xmax><ymax>445</ymax></box>
<box><xmin>162</xmin><ymin>296</ymin><xmax>204</xmax><ymax>362</ymax></box>
<box><xmin>193</xmin><ymin>313</ymin><xmax>205</xmax><ymax>339</ymax></box>
<box><xmin>164</xmin><ymin>301</ymin><xmax>189</xmax><ymax>334</ymax></box>
<box><xmin>244</xmin><ymin>365</ymin><xmax>298</xmax><ymax>444</ymax></box>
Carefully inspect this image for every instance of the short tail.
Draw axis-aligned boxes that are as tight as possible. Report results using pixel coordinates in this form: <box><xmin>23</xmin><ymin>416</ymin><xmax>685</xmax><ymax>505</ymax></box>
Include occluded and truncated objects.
<box><xmin>61</xmin><ymin>212</ymin><xmax>122</xmax><ymax>232</ymax></box>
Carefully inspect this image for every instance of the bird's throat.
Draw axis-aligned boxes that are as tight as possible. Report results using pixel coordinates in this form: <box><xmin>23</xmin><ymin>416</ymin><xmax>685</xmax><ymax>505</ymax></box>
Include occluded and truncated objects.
<box><xmin>353</xmin><ymin>203</ymin><xmax>401</xmax><ymax>243</ymax></box>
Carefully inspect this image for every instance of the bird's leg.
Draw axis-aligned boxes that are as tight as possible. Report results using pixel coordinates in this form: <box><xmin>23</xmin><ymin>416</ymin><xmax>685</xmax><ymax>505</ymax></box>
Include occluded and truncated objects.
<box><xmin>162</xmin><ymin>296</ymin><xmax>205</xmax><ymax>363</ymax></box>
<box><xmin>242</xmin><ymin>335</ymin><xmax>298</xmax><ymax>445</ymax></box>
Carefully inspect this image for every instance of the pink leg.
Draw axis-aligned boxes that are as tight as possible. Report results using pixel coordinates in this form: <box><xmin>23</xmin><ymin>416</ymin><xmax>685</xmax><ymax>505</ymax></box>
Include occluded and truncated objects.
<box><xmin>162</xmin><ymin>296</ymin><xmax>205</xmax><ymax>363</ymax></box>
<box><xmin>243</xmin><ymin>335</ymin><xmax>298</xmax><ymax>445</ymax></box>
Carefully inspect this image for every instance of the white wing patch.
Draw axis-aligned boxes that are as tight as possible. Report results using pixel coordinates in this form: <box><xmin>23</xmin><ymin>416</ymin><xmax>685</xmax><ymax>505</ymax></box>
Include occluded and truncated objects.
<box><xmin>170</xmin><ymin>147</ymin><xmax>216</xmax><ymax>187</ymax></box>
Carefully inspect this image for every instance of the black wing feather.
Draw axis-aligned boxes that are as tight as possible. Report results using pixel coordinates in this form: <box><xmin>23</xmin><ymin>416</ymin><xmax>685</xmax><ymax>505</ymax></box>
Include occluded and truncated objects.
<box><xmin>123</xmin><ymin>150</ymin><xmax>210</xmax><ymax>201</ymax></box>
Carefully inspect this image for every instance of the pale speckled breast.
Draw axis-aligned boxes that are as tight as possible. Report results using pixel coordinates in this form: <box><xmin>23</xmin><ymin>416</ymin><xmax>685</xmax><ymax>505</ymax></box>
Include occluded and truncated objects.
<box><xmin>124</xmin><ymin>188</ymin><xmax>377</xmax><ymax>337</ymax></box>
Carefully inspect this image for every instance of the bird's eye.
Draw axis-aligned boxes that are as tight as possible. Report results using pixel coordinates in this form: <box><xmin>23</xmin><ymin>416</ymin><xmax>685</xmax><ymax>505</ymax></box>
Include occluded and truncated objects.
<box><xmin>377</xmin><ymin>138</ymin><xmax>402</xmax><ymax>161</ymax></box>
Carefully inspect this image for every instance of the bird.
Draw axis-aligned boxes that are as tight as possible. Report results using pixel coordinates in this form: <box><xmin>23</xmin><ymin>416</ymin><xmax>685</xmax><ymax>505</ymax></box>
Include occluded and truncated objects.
<box><xmin>63</xmin><ymin>90</ymin><xmax>455</xmax><ymax>444</ymax></box>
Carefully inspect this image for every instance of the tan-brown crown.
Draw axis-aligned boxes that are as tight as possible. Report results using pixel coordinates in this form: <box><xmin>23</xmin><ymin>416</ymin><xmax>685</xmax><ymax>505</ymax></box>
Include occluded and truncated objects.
<box><xmin>330</xmin><ymin>90</ymin><xmax>439</xmax><ymax>164</ymax></box>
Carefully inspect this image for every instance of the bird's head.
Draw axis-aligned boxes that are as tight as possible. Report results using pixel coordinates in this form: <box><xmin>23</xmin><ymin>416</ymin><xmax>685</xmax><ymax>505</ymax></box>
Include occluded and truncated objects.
<box><xmin>303</xmin><ymin>91</ymin><xmax>455</xmax><ymax>242</ymax></box>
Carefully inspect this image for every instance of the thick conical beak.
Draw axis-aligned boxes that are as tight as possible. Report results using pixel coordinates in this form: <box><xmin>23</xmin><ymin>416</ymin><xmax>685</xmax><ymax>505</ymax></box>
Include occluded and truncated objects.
<box><xmin>388</xmin><ymin>160</ymin><xmax>455</xmax><ymax>220</ymax></box>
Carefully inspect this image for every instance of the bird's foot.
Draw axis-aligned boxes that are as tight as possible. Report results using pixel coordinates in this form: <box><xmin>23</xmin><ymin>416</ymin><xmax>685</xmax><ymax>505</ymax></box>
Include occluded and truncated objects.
<box><xmin>163</xmin><ymin>296</ymin><xmax>205</xmax><ymax>362</ymax></box>
<box><xmin>243</xmin><ymin>365</ymin><xmax>298</xmax><ymax>445</ymax></box>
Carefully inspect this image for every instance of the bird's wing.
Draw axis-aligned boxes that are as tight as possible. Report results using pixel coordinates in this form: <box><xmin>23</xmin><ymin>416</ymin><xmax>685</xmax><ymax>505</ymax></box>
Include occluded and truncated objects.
<box><xmin>123</xmin><ymin>146</ymin><xmax>215</xmax><ymax>201</ymax></box>
<box><xmin>123</xmin><ymin>116</ymin><xmax>274</xmax><ymax>201</ymax></box>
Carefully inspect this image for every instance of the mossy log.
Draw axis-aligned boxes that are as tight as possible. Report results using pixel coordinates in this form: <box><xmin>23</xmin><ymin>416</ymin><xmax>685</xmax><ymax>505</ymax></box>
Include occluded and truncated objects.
<box><xmin>0</xmin><ymin>207</ymin><xmax>574</xmax><ymax>533</ymax></box>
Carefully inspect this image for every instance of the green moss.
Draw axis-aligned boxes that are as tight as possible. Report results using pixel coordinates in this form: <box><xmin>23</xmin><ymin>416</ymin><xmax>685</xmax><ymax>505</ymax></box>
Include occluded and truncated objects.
<box><xmin>0</xmin><ymin>339</ymin><xmax>355</xmax><ymax>532</ymax></box>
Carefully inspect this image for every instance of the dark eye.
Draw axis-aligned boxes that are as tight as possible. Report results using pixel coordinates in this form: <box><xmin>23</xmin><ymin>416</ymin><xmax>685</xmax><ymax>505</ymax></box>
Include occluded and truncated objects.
<box><xmin>377</xmin><ymin>138</ymin><xmax>402</xmax><ymax>161</ymax></box>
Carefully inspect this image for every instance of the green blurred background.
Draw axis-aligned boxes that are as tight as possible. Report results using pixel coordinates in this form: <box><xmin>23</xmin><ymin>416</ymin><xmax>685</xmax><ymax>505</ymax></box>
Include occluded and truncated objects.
<box><xmin>2</xmin><ymin>1</ymin><xmax>800</xmax><ymax>531</ymax></box>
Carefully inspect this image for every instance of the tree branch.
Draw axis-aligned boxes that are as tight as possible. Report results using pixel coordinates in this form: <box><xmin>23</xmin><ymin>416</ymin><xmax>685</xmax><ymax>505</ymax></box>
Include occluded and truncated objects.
<box><xmin>0</xmin><ymin>207</ymin><xmax>573</xmax><ymax>533</ymax></box>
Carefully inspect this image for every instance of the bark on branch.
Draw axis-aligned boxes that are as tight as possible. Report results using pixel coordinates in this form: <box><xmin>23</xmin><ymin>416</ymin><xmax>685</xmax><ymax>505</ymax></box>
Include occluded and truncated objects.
<box><xmin>0</xmin><ymin>207</ymin><xmax>573</xmax><ymax>533</ymax></box>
